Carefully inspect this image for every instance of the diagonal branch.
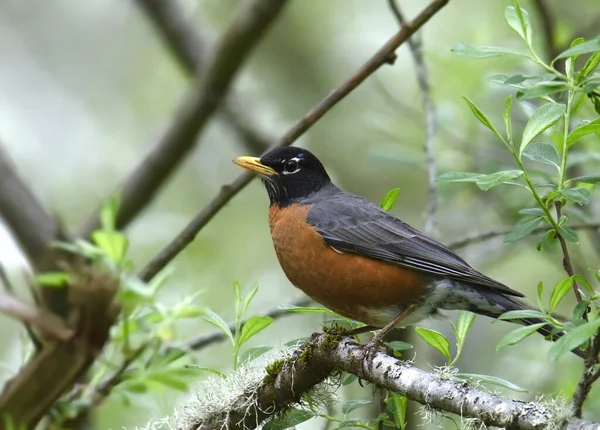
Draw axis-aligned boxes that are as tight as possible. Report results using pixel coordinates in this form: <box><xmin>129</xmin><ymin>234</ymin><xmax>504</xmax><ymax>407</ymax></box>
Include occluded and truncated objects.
<box><xmin>387</xmin><ymin>0</ymin><xmax>438</xmax><ymax>236</ymax></box>
<box><xmin>188</xmin><ymin>333</ymin><xmax>598</xmax><ymax>430</ymax></box>
<box><xmin>76</xmin><ymin>0</ymin><xmax>287</xmax><ymax>238</ymax></box>
<box><xmin>0</xmin><ymin>144</ymin><xmax>59</xmax><ymax>270</ymax></box>
<box><xmin>138</xmin><ymin>0</ymin><xmax>451</xmax><ymax>282</ymax></box>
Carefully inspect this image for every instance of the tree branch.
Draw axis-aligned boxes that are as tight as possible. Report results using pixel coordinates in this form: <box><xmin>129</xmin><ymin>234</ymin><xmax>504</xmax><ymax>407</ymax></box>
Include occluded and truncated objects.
<box><xmin>138</xmin><ymin>0</ymin><xmax>451</xmax><ymax>282</ymax></box>
<box><xmin>387</xmin><ymin>0</ymin><xmax>438</xmax><ymax>235</ymax></box>
<box><xmin>134</xmin><ymin>0</ymin><xmax>271</xmax><ymax>156</ymax></box>
<box><xmin>571</xmin><ymin>332</ymin><xmax>600</xmax><ymax>417</ymax></box>
<box><xmin>188</xmin><ymin>333</ymin><xmax>598</xmax><ymax>430</ymax></box>
<box><xmin>0</xmin><ymin>144</ymin><xmax>59</xmax><ymax>270</ymax></box>
<box><xmin>76</xmin><ymin>0</ymin><xmax>287</xmax><ymax>238</ymax></box>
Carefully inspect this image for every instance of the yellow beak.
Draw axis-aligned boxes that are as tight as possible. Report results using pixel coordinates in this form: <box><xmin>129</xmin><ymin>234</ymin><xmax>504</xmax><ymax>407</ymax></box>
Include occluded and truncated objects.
<box><xmin>233</xmin><ymin>156</ymin><xmax>277</xmax><ymax>176</ymax></box>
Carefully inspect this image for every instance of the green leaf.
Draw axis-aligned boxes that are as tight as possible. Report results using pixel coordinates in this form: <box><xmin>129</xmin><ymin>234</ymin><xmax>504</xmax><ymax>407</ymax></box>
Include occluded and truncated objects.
<box><xmin>380</xmin><ymin>188</ymin><xmax>400</xmax><ymax>211</ymax></box>
<box><xmin>475</xmin><ymin>170</ymin><xmax>524</xmax><ymax>191</ymax></box>
<box><xmin>342</xmin><ymin>373</ymin><xmax>358</xmax><ymax>386</ymax></box>
<box><xmin>241</xmin><ymin>283</ymin><xmax>259</xmax><ymax>319</ymax></box>
<box><xmin>149</xmin><ymin>374</ymin><xmax>188</xmax><ymax>391</ymax></box>
<box><xmin>503</xmin><ymin>217</ymin><xmax>543</xmax><ymax>243</ymax></box>
<box><xmin>558</xmin><ymin>225</ymin><xmax>579</xmax><ymax>244</ymax></box>
<box><xmin>278</xmin><ymin>304</ymin><xmax>341</xmax><ymax>316</ymax></box>
<box><xmin>554</xmin><ymin>37</ymin><xmax>600</xmax><ymax>61</ymax></box>
<box><xmin>567</xmin><ymin>175</ymin><xmax>600</xmax><ymax>185</ymax></box>
<box><xmin>35</xmin><ymin>272</ymin><xmax>70</xmax><ymax>288</ymax></box>
<box><xmin>567</xmin><ymin>118</ymin><xmax>600</xmax><ymax>145</ymax></box>
<box><xmin>91</xmin><ymin>231</ymin><xmax>129</xmax><ymax>264</ymax></box>
<box><xmin>497</xmin><ymin>309</ymin><xmax>547</xmax><ymax>321</ymax></box>
<box><xmin>451</xmin><ymin>311</ymin><xmax>476</xmax><ymax>365</ymax></box>
<box><xmin>548</xmin><ymin>318</ymin><xmax>600</xmax><ymax>362</ymax></box>
<box><xmin>99</xmin><ymin>194</ymin><xmax>120</xmax><ymax>232</ymax></box>
<box><xmin>487</xmin><ymin>74</ymin><xmax>531</xmax><ymax>90</ymax></box>
<box><xmin>549</xmin><ymin>277</ymin><xmax>574</xmax><ymax>313</ymax></box>
<box><xmin>462</xmin><ymin>97</ymin><xmax>505</xmax><ymax>141</ymax></box>
<box><xmin>518</xmin><ymin>207</ymin><xmax>546</xmax><ymax>216</ymax></box>
<box><xmin>263</xmin><ymin>409</ymin><xmax>316</xmax><ymax>430</ymax></box>
<box><xmin>387</xmin><ymin>392</ymin><xmax>407</xmax><ymax>429</ymax></box>
<box><xmin>386</xmin><ymin>341</ymin><xmax>413</xmax><ymax>352</ymax></box>
<box><xmin>342</xmin><ymin>400</ymin><xmax>372</xmax><ymax>415</ymax></box>
<box><xmin>520</xmin><ymin>103</ymin><xmax>566</xmax><ymax>156</ymax></box>
<box><xmin>239</xmin><ymin>316</ymin><xmax>274</xmax><ymax>345</ymax></box>
<box><xmin>537</xmin><ymin>281</ymin><xmax>545</xmax><ymax>313</ymax></box>
<box><xmin>414</xmin><ymin>327</ymin><xmax>451</xmax><ymax>360</ymax></box>
<box><xmin>517</xmin><ymin>82</ymin><xmax>569</xmax><ymax>100</ymax></box>
<box><xmin>496</xmin><ymin>323</ymin><xmax>546</xmax><ymax>350</ymax></box>
<box><xmin>201</xmin><ymin>309</ymin><xmax>234</xmax><ymax>345</ymax></box>
<box><xmin>561</xmin><ymin>187</ymin><xmax>591</xmax><ymax>205</ymax></box>
<box><xmin>240</xmin><ymin>345</ymin><xmax>273</xmax><ymax>362</ymax></box>
<box><xmin>436</xmin><ymin>172</ymin><xmax>481</xmax><ymax>184</ymax></box>
<box><xmin>504</xmin><ymin>95</ymin><xmax>513</xmax><ymax>143</ymax></box>
<box><xmin>505</xmin><ymin>4</ymin><xmax>532</xmax><ymax>46</ymax></box>
<box><xmin>580</xmin><ymin>51</ymin><xmax>600</xmax><ymax>78</ymax></box>
<box><xmin>452</xmin><ymin>43</ymin><xmax>527</xmax><ymax>59</ymax></box>
<box><xmin>521</xmin><ymin>143</ymin><xmax>560</xmax><ymax>169</ymax></box>
<box><xmin>456</xmin><ymin>373</ymin><xmax>528</xmax><ymax>393</ymax></box>
<box><xmin>333</xmin><ymin>420</ymin><xmax>361</xmax><ymax>429</ymax></box>
<box><xmin>183</xmin><ymin>365</ymin><xmax>226</xmax><ymax>378</ymax></box>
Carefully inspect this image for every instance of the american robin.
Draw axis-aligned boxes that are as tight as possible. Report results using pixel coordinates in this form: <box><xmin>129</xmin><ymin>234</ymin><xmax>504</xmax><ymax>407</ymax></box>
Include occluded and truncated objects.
<box><xmin>233</xmin><ymin>147</ymin><xmax>557</xmax><ymax>356</ymax></box>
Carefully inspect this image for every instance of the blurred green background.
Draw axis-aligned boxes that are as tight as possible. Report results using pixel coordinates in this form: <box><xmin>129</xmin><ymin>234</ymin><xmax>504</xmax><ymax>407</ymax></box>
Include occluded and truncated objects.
<box><xmin>0</xmin><ymin>0</ymin><xmax>598</xmax><ymax>428</ymax></box>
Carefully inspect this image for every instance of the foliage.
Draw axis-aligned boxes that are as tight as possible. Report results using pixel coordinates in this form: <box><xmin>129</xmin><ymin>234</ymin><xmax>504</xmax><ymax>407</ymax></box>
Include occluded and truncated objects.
<box><xmin>444</xmin><ymin>1</ymin><xmax>600</xmax><ymax>362</ymax></box>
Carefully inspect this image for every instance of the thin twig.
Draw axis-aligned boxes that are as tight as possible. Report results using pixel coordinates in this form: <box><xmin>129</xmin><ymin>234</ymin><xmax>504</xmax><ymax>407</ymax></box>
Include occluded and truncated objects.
<box><xmin>387</xmin><ymin>0</ymin><xmax>437</xmax><ymax>235</ymax></box>
<box><xmin>445</xmin><ymin>221</ymin><xmax>600</xmax><ymax>251</ymax></box>
<box><xmin>138</xmin><ymin>0</ymin><xmax>451</xmax><ymax>281</ymax></box>
<box><xmin>76</xmin><ymin>0</ymin><xmax>287</xmax><ymax>238</ymax></box>
<box><xmin>571</xmin><ymin>332</ymin><xmax>600</xmax><ymax>417</ymax></box>
<box><xmin>554</xmin><ymin>202</ymin><xmax>583</xmax><ymax>303</ymax></box>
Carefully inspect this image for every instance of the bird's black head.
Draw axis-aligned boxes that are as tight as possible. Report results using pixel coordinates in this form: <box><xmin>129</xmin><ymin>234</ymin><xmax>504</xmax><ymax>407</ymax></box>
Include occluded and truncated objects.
<box><xmin>233</xmin><ymin>147</ymin><xmax>332</xmax><ymax>207</ymax></box>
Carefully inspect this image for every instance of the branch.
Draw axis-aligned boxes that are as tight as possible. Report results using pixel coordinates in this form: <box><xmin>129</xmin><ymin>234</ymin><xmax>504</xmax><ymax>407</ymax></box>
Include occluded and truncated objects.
<box><xmin>531</xmin><ymin>0</ymin><xmax>557</xmax><ymax>60</ymax></box>
<box><xmin>189</xmin><ymin>333</ymin><xmax>598</xmax><ymax>430</ymax></box>
<box><xmin>0</xmin><ymin>290</ymin><xmax>72</xmax><ymax>341</ymax></box>
<box><xmin>554</xmin><ymin>203</ymin><xmax>583</xmax><ymax>303</ymax></box>
<box><xmin>76</xmin><ymin>0</ymin><xmax>287</xmax><ymax>238</ymax></box>
<box><xmin>138</xmin><ymin>0</ymin><xmax>451</xmax><ymax>282</ymax></box>
<box><xmin>0</xmin><ymin>144</ymin><xmax>59</xmax><ymax>270</ymax></box>
<box><xmin>571</xmin><ymin>332</ymin><xmax>600</xmax><ymax>417</ymax></box>
<box><xmin>445</xmin><ymin>221</ymin><xmax>600</xmax><ymax>251</ymax></box>
<box><xmin>134</xmin><ymin>0</ymin><xmax>271</xmax><ymax>156</ymax></box>
<box><xmin>387</xmin><ymin>0</ymin><xmax>438</xmax><ymax>235</ymax></box>
<box><xmin>0</xmin><ymin>143</ymin><xmax>70</xmax><ymax>317</ymax></box>
<box><xmin>0</xmin><ymin>269</ymin><xmax>119</xmax><ymax>430</ymax></box>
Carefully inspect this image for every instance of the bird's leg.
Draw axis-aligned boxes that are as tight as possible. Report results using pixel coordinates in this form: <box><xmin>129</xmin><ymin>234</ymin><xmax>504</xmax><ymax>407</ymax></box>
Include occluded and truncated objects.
<box><xmin>358</xmin><ymin>304</ymin><xmax>417</xmax><ymax>379</ymax></box>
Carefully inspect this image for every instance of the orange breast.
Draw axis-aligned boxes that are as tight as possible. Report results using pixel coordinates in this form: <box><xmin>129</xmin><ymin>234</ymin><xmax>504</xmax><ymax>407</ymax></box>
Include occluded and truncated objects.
<box><xmin>269</xmin><ymin>204</ymin><xmax>427</xmax><ymax>326</ymax></box>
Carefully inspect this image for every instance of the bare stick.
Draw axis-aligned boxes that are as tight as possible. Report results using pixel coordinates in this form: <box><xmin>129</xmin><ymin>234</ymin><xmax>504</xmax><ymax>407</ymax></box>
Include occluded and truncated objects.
<box><xmin>387</xmin><ymin>0</ymin><xmax>438</xmax><ymax>235</ymax></box>
<box><xmin>571</xmin><ymin>333</ymin><xmax>600</xmax><ymax>417</ymax></box>
<box><xmin>76</xmin><ymin>0</ymin><xmax>287</xmax><ymax>238</ymax></box>
<box><xmin>0</xmin><ymin>144</ymin><xmax>58</xmax><ymax>269</ymax></box>
<box><xmin>554</xmin><ymin>203</ymin><xmax>583</xmax><ymax>303</ymax></box>
<box><xmin>0</xmin><ymin>290</ymin><xmax>72</xmax><ymax>341</ymax></box>
<box><xmin>187</xmin><ymin>334</ymin><xmax>598</xmax><ymax>430</ymax></box>
<box><xmin>138</xmin><ymin>0</ymin><xmax>451</xmax><ymax>282</ymax></box>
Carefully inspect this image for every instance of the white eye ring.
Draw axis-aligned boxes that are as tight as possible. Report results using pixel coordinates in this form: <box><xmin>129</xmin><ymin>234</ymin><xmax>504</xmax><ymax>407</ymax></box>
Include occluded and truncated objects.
<box><xmin>282</xmin><ymin>157</ymin><xmax>301</xmax><ymax>175</ymax></box>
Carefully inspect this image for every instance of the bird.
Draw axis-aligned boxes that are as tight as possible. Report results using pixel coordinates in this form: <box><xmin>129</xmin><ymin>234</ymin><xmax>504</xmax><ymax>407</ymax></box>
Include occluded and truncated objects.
<box><xmin>233</xmin><ymin>146</ymin><xmax>559</xmax><ymax>359</ymax></box>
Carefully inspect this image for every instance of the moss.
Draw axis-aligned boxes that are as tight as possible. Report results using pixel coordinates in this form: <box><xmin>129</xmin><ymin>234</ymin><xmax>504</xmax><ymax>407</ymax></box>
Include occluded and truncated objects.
<box><xmin>263</xmin><ymin>358</ymin><xmax>286</xmax><ymax>384</ymax></box>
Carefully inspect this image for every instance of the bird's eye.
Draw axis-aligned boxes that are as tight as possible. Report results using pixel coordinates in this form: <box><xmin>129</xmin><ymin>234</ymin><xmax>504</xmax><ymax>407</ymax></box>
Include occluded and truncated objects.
<box><xmin>282</xmin><ymin>158</ymin><xmax>300</xmax><ymax>174</ymax></box>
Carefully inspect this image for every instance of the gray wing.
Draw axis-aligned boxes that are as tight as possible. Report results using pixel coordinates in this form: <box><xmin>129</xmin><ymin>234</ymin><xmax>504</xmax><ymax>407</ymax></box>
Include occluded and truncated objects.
<box><xmin>306</xmin><ymin>191</ymin><xmax>523</xmax><ymax>297</ymax></box>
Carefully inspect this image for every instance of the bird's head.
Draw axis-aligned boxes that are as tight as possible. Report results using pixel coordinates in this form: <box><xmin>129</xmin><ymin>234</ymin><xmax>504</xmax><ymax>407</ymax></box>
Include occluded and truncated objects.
<box><xmin>233</xmin><ymin>147</ymin><xmax>332</xmax><ymax>207</ymax></box>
